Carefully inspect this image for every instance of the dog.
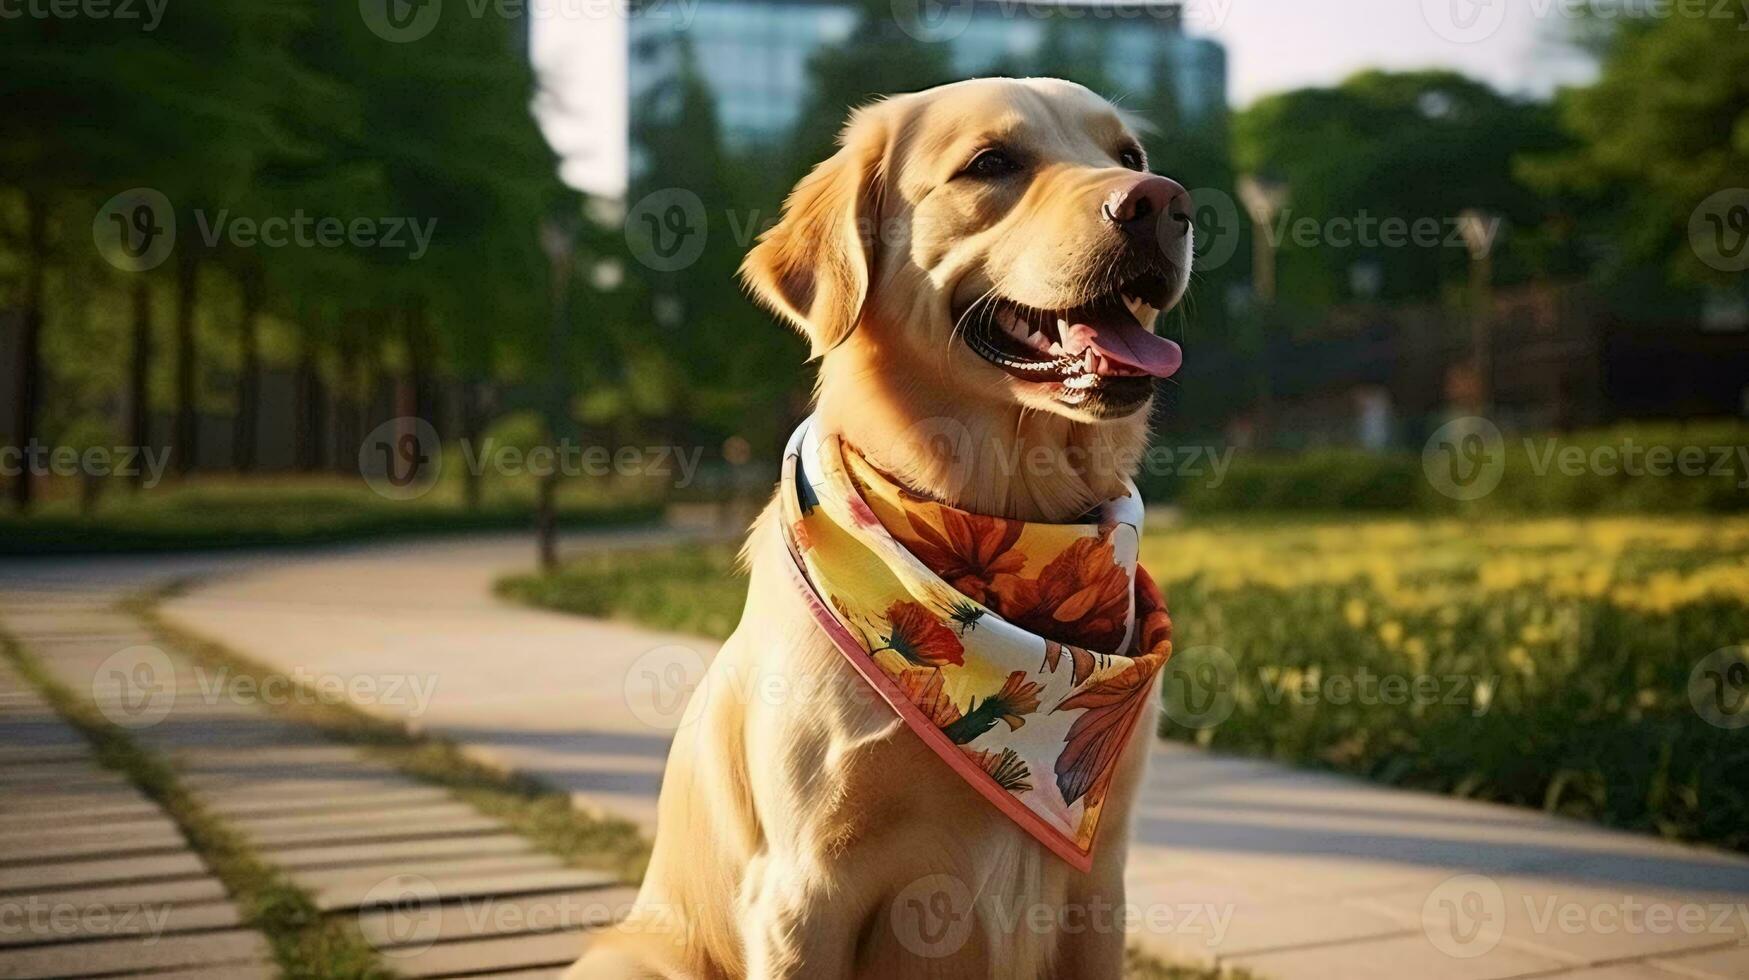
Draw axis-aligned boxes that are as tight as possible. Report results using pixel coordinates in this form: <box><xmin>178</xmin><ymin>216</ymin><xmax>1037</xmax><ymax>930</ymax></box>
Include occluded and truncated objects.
<box><xmin>569</xmin><ymin>77</ymin><xmax>1192</xmax><ymax>980</ymax></box>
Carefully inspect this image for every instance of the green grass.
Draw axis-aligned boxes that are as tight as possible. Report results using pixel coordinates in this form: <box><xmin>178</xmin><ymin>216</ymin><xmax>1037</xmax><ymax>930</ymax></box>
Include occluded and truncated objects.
<box><xmin>0</xmin><ymin>628</ymin><xmax>391</xmax><ymax>980</ymax></box>
<box><xmin>497</xmin><ymin>514</ymin><xmax>1749</xmax><ymax>854</ymax></box>
<box><xmin>496</xmin><ymin>541</ymin><xmax>748</xmax><ymax>639</ymax></box>
<box><xmin>129</xmin><ymin>586</ymin><xmax>653</xmax><ymax>881</ymax></box>
<box><xmin>0</xmin><ymin>474</ymin><xmax>662</xmax><ymax>555</ymax></box>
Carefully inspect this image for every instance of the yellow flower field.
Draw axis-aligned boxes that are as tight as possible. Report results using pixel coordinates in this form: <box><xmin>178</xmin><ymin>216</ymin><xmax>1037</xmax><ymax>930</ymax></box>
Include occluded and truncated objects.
<box><xmin>1143</xmin><ymin>515</ymin><xmax>1749</xmax><ymax>851</ymax></box>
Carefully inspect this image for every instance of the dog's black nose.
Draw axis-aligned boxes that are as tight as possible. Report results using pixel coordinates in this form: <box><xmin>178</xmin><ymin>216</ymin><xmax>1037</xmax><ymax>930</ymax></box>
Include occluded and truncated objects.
<box><xmin>1102</xmin><ymin>175</ymin><xmax>1191</xmax><ymax>246</ymax></box>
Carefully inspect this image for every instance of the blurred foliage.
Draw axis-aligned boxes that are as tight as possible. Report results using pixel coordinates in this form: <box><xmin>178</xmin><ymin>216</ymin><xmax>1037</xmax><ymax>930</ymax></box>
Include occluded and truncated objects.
<box><xmin>0</xmin><ymin>475</ymin><xmax>659</xmax><ymax>554</ymax></box>
<box><xmin>1234</xmin><ymin>70</ymin><xmax>1572</xmax><ymax>310</ymax></box>
<box><xmin>1520</xmin><ymin>5</ymin><xmax>1749</xmax><ymax>286</ymax></box>
<box><xmin>1151</xmin><ymin>517</ymin><xmax>1749</xmax><ymax>852</ymax></box>
<box><xmin>1158</xmin><ymin>421</ymin><xmax>1749</xmax><ymax>514</ymax></box>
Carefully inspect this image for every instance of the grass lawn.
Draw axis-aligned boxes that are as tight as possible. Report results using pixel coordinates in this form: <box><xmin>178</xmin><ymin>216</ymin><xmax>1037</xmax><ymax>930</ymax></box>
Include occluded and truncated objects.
<box><xmin>499</xmin><ymin>514</ymin><xmax>1749</xmax><ymax>853</ymax></box>
<box><xmin>0</xmin><ymin>474</ymin><xmax>662</xmax><ymax>554</ymax></box>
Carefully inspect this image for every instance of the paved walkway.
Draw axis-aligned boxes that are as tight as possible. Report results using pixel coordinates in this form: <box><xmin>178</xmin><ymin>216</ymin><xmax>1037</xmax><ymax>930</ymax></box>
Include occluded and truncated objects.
<box><xmin>0</xmin><ymin>652</ymin><xmax>271</xmax><ymax>978</ymax></box>
<box><xmin>9</xmin><ymin>533</ymin><xmax>1749</xmax><ymax>979</ymax></box>
<box><xmin>0</xmin><ymin>537</ymin><xmax>668</xmax><ymax>978</ymax></box>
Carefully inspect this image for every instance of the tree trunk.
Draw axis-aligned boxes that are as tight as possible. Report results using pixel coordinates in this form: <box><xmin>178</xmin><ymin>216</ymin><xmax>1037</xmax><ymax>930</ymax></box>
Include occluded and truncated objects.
<box><xmin>128</xmin><ymin>279</ymin><xmax>153</xmax><ymax>492</ymax></box>
<box><xmin>460</xmin><ymin>382</ymin><xmax>486</xmax><ymax>512</ymax></box>
<box><xmin>233</xmin><ymin>272</ymin><xmax>263</xmax><ymax>473</ymax></box>
<box><xmin>293</xmin><ymin>324</ymin><xmax>324</xmax><ymax>472</ymax></box>
<box><xmin>173</xmin><ymin>251</ymin><xmax>200</xmax><ymax>477</ymax></box>
<box><xmin>9</xmin><ymin>193</ymin><xmax>48</xmax><ymax>512</ymax></box>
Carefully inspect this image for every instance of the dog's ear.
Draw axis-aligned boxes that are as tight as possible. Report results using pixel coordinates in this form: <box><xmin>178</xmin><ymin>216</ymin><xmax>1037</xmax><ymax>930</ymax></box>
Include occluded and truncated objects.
<box><xmin>742</xmin><ymin>107</ymin><xmax>888</xmax><ymax>358</ymax></box>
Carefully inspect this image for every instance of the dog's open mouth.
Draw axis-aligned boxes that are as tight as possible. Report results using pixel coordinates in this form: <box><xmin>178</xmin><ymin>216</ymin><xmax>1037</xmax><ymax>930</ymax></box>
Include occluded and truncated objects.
<box><xmin>958</xmin><ymin>273</ymin><xmax>1183</xmax><ymax>413</ymax></box>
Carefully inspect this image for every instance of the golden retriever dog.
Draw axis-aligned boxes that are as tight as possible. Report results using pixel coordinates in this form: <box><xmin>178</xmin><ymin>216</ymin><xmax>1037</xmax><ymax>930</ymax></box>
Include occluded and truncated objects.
<box><xmin>569</xmin><ymin>77</ymin><xmax>1191</xmax><ymax>979</ymax></box>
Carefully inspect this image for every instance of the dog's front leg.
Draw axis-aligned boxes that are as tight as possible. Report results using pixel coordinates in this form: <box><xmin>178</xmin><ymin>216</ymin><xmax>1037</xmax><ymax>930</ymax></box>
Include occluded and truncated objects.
<box><xmin>739</xmin><ymin>855</ymin><xmax>857</xmax><ymax>980</ymax></box>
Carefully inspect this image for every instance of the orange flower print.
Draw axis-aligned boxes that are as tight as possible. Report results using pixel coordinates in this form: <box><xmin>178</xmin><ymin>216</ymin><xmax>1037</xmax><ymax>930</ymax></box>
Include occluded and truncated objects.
<box><xmin>1051</xmin><ymin>568</ymin><xmax>1173</xmax><ymax>808</ymax></box>
<box><xmin>964</xmin><ymin>747</ymin><xmax>1034</xmax><ymax>793</ymax></box>
<box><xmin>896</xmin><ymin>508</ymin><xmax>1027</xmax><ymax>607</ymax></box>
<box><xmin>992</xmin><ymin>534</ymin><xmax>1131</xmax><ymax>651</ymax></box>
<box><xmin>874</xmin><ymin>601</ymin><xmax>965</xmax><ymax>670</ymax></box>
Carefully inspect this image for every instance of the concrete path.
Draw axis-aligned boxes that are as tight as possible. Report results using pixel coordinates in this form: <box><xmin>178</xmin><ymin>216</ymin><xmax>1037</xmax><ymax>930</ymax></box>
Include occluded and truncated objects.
<box><xmin>9</xmin><ymin>533</ymin><xmax>1749</xmax><ymax>979</ymax></box>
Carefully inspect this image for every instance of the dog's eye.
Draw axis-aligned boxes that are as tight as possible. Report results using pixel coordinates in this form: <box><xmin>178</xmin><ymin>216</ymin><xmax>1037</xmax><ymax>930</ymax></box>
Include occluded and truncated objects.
<box><xmin>1119</xmin><ymin>146</ymin><xmax>1146</xmax><ymax>171</ymax></box>
<box><xmin>962</xmin><ymin>149</ymin><xmax>1023</xmax><ymax>180</ymax></box>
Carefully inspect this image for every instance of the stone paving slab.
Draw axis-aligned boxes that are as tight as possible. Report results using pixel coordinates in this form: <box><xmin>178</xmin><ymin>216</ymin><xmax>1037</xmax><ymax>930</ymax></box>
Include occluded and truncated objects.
<box><xmin>270</xmin><ymin>834</ymin><xmax>537</xmax><ymax>872</ymax></box>
<box><xmin>0</xmin><ymin>928</ymin><xmax>267</xmax><ymax>978</ymax></box>
<box><xmin>353</xmin><ymin>884</ymin><xmax>639</xmax><ymax>948</ymax></box>
<box><xmin>0</xmin><ymin>851</ymin><xmax>209</xmax><ymax>894</ymax></box>
<box><xmin>0</xmin><ymin>658</ymin><xmax>267</xmax><ymax>979</ymax></box>
<box><xmin>5</xmin><ymin>581</ymin><xmax>640</xmax><ymax>980</ymax></box>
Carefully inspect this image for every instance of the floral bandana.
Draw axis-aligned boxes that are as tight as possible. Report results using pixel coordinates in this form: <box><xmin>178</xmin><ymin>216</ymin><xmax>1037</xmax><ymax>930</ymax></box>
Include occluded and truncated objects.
<box><xmin>780</xmin><ymin>417</ymin><xmax>1174</xmax><ymax>871</ymax></box>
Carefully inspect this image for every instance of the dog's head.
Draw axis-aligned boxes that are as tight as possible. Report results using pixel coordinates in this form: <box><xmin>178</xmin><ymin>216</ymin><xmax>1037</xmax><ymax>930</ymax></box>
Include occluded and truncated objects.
<box><xmin>744</xmin><ymin>77</ymin><xmax>1191</xmax><ymax>425</ymax></box>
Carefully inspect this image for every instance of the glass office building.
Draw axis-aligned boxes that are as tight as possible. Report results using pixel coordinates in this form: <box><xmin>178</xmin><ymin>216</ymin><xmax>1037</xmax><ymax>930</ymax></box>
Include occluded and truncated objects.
<box><xmin>626</xmin><ymin>0</ymin><xmax>1225</xmax><ymax>171</ymax></box>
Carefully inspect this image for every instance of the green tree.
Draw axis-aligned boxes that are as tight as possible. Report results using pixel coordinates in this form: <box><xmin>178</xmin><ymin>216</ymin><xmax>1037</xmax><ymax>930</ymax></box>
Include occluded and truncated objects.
<box><xmin>1236</xmin><ymin>71</ymin><xmax>1567</xmax><ymax>310</ymax></box>
<box><xmin>1520</xmin><ymin>10</ymin><xmax>1749</xmax><ymax>286</ymax></box>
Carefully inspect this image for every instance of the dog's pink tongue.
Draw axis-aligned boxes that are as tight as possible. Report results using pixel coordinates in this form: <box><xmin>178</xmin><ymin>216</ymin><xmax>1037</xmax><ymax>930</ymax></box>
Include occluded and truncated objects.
<box><xmin>1063</xmin><ymin>310</ymin><xmax>1183</xmax><ymax>379</ymax></box>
